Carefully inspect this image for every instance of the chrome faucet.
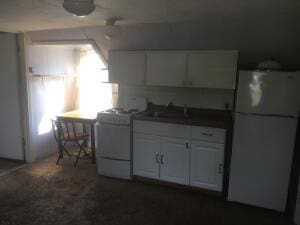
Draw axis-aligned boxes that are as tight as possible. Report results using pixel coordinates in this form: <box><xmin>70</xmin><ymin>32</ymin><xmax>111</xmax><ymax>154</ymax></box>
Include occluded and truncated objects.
<box><xmin>166</xmin><ymin>101</ymin><xmax>174</xmax><ymax>108</ymax></box>
<box><xmin>184</xmin><ymin>104</ymin><xmax>188</xmax><ymax>117</ymax></box>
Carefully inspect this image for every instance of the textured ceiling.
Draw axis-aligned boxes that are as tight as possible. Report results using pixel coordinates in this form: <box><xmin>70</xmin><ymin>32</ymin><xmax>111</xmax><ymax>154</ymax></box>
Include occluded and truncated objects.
<box><xmin>0</xmin><ymin>0</ymin><xmax>300</xmax><ymax>33</ymax></box>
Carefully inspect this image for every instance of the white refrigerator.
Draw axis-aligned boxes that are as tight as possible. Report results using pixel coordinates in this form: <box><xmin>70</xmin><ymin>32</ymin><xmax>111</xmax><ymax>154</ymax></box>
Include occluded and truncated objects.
<box><xmin>228</xmin><ymin>70</ymin><xmax>300</xmax><ymax>212</ymax></box>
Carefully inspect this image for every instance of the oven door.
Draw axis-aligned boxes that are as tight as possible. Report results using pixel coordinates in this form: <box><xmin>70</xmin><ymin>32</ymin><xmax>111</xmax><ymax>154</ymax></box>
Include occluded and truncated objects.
<box><xmin>97</xmin><ymin>123</ymin><xmax>131</xmax><ymax>160</ymax></box>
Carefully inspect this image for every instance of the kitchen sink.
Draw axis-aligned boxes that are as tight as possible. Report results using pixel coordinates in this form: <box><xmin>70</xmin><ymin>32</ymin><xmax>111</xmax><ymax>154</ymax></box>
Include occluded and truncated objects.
<box><xmin>145</xmin><ymin>111</ymin><xmax>189</xmax><ymax>119</ymax></box>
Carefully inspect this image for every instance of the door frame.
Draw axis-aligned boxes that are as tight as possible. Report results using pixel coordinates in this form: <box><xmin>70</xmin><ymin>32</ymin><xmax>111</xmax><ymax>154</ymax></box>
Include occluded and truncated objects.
<box><xmin>17</xmin><ymin>35</ymin><xmax>107</xmax><ymax>162</ymax></box>
<box><xmin>17</xmin><ymin>34</ymin><xmax>33</xmax><ymax>162</ymax></box>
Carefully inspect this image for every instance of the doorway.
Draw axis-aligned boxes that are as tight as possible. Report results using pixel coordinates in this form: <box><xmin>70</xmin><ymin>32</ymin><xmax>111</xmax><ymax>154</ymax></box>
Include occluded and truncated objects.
<box><xmin>27</xmin><ymin>42</ymin><xmax>116</xmax><ymax>160</ymax></box>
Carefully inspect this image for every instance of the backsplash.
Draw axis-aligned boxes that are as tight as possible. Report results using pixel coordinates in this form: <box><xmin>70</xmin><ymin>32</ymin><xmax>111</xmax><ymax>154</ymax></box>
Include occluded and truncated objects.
<box><xmin>118</xmin><ymin>85</ymin><xmax>234</xmax><ymax>110</ymax></box>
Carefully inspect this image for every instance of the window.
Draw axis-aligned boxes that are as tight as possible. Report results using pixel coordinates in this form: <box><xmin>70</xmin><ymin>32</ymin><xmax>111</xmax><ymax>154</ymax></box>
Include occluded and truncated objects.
<box><xmin>77</xmin><ymin>49</ymin><xmax>114</xmax><ymax>113</ymax></box>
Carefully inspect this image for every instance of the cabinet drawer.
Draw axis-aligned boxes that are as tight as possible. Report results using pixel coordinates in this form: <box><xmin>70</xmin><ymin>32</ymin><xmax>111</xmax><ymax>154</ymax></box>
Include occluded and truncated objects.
<box><xmin>191</xmin><ymin>126</ymin><xmax>225</xmax><ymax>143</ymax></box>
<box><xmin>133</xmin><ymin>120</ymin><xmax>190</xmax><ymax>139</ymax></box>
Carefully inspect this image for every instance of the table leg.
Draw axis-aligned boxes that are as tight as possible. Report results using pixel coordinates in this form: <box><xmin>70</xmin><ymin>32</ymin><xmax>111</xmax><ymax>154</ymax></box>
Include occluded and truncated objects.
<box><xmin>90</xmin><ymin>123</ymin><xmax>96</xmax><ymax>164</ymax></box>
<box><xmin>83</xmin><ymin>123</ymin><xmax>88</xmax><ymax>148</ymax></box>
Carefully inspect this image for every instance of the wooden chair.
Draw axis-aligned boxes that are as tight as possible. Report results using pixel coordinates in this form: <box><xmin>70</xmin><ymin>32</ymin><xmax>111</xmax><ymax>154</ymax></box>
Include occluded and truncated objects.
<box><xmin>51</xmin><ymin>119</ymin><xmax>91</xmax><ymax>167</ymax></box>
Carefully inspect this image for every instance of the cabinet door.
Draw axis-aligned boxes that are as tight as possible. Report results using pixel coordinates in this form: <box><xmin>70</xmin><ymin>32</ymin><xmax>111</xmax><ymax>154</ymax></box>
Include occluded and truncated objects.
<box><xmin>109</xmin><ymin>51</ymin><xmax>146</xmax><ymax>85</ymax></box>
<box><xmin>190</xmin><ymin>141</ymin><xmax>224</xmax><ymax>191</ymax></box>
<box><xmin>187</xmin><ymin>50</ymin><xmax>238</xmax><ymax>89</ymax></box>
<box><xmin>160</xmin><ymin>137</ymin><xmax>190</xmax><ymax>185</ymax></box>
<box><xmin>146</xmin><ymin>53</ymin><xmax>187</xmax><ymax>87</ymax></box>
<box><xmin>133</xmin><ymin>133</ymin><xmax>160</xmax><ymax>179</ymax></box>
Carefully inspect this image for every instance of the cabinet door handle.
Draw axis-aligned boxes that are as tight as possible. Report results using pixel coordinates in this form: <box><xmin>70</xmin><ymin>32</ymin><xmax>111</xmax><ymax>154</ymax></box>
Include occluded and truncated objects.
<box><xmin>156</xmin><ymin>154</ymin><xmax>160</xmax><ymax>164</ymax></box>
<box><xmin>160</xmin><ymin>155</ymin><xmax>164</xmax><ymax>164</ymax></box>
<box><xmin>201</xmin><ymin>132</ymin><xmax>213</xmax><ymax>137</ymax></box>
<box><xmin>186</xmin><ymin>143</ymin><xmax>189</xmax><ymax>149</ymax></box>
<box><xmin>218</xmin><ymin>164</ymin><xmax>223</xmax><ymax>174</ymax></box>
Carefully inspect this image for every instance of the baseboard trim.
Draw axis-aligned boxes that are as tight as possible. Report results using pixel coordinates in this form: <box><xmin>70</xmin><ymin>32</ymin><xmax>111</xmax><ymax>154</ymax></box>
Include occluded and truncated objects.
<box><xmin>0</xmin><ymin>164</ymin><xmax>27</xmax><ymax>177</ymax></box>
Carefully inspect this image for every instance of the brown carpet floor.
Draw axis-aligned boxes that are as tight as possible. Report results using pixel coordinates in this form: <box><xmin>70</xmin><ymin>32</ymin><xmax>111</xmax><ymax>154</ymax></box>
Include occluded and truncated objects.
<box><xmin>0</xmin><ymin>159</ymin><xmax>24</xmax><ymax>176</ymax></box>
<box><xmin>0</xmin><ymin>154</ymin><xmax>294</xmax><ymax>225</ymax></box>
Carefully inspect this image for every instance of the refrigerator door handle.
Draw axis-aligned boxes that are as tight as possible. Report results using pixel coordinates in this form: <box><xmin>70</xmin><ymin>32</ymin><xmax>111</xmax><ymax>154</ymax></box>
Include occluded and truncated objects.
<box><xmin>218</xmin><ymin>163</ymin><xmax>223</xmax><ymax>174</ymax></box>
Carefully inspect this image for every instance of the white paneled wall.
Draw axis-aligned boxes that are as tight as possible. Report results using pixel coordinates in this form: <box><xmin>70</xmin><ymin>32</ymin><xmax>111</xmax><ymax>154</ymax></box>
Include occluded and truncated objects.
<box><xmin>29</xmin><ymin>45</ymin><xmax>75</xmax><ymax>76</ymax></box>
<box><xmin>0</xmin><ymin>33</ymin><xmax>24</xmax><ymax>160</ymax></box>
<box><xmin>119</xmin><ymin>85</ymin><xmax>234</xmax><ymax>110</ymax></box>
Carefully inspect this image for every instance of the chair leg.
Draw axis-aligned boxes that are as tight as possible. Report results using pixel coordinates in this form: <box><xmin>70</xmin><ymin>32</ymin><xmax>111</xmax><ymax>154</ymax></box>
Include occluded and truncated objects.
<box><xmin>74</xmin><ymin>148</ymin><xmax>82</xmax><ymax>168</ymax></box>
<box><xmin>64</xmin><ymin>148</ymin><xmax>72</xmax><ymax>157</ymax></box>
<box><xmin>56</xmin><ymin>154</ymin><xmax>62</xmax><ymax>165</ymax></box>
<box><xmin>74</xmin><ymin>140</ymin><xmax>92</xmax><ymax>167</ymax></box>
<box><xmin>61</xmin><ymin>142</ymin><xmax>71</xmax><ymax>157</ymax></box>
<box><xmin>82</xmin><ymin>148</ymin><xmax>91</xmax><ymax>158</ymax></box>
<box><xmin>56</xmin><ymin>140</ymin><xmax>64</xmax><ymax>165</ymax></box>
<box><xmin>80</xmin><ymin>139</ymin><xmax>91</xmax><ymax>158</ymax></box>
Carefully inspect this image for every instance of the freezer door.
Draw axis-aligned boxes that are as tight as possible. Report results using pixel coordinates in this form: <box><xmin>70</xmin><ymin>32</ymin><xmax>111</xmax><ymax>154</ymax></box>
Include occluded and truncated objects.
<box><xmin>236</xmin><ymin>71</ymin><xmax>300</xmax><ymax>117</ymax></box>
<box><xmin>228</xmin><ymin>114</ymin><xmax>298</xmax><ymax>211</ymax></box>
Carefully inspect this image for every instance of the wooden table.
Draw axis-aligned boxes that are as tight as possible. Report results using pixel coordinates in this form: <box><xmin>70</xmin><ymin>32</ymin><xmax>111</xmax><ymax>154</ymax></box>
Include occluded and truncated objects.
<box><xmin>56</xmin><ymin>110</ymin><xmax>97</xmax><ymax>163</ymax></box>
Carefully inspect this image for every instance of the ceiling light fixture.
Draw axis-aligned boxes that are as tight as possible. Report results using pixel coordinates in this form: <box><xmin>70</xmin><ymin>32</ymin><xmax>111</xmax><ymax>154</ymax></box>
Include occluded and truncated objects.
<box><xmin>63</xmin><ymin>0</ymin><xmax>95</xmax><ymax>17</ymax></box>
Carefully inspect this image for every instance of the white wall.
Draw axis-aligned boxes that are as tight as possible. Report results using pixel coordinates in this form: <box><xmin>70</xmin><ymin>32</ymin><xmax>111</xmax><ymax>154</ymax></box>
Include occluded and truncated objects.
<box><xmin>28</xmin><ymin>19</ymin><xmax>300</xmax><ymax>69</ymax></box>
<box><xmin>27</xmin><ymin>20</ymin><xmax>300</xmax><ymax>110</ymax></box>
<box><xmin>0</xmin><ymin>33</ymin><xmax>24</xmax><ymax>160</ymax></box>
<box><xmin>119</xmin><ymin>85</ymin><xmax>233</xmax><ymax>110</ymax></box>
<box><xmin>29</xmin><ymin>76</ymin><xmax>64</xmax><ymax>160</ymax></box>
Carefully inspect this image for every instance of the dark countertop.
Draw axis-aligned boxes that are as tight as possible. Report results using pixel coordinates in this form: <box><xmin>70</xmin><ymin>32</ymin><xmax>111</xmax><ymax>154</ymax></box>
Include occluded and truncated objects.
<box><xmin>133</xmin><ymin>104</ymin><xmax>233</xmax><ymax>129</ymax></box>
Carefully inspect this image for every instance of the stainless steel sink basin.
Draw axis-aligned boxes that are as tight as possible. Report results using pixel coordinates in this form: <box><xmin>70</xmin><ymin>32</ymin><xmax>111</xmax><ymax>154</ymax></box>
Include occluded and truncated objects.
<box><xmin>145</xmin><ymin>111</ymin><xmax>189</xmax><ymax>119</ymax></box>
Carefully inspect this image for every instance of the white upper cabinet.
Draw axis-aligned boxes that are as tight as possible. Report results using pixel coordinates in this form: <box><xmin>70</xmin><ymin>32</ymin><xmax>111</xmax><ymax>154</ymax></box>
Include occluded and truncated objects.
<box><xmin>187</xmin><ymin>50</ymin><xmax>238</xmax><ymax>89</ymax></box>
<box><xmin>108</xmin><ymin>50</ymin><xmax>238</xmax><ymax>89</ymax></box>
<box><xmin>146</xmin><ymin>53</ymin><xmax>187</xmax><ymax>87</ymax></box>
<box><xmin>160</xmin><ymin>137</ymin><xmax>190</xmax><ymax>185</ymax></box>
<box><xmin>109</xmin><ymin>51</ymin><xmax>146</xmax><ymax>85</ymax></box>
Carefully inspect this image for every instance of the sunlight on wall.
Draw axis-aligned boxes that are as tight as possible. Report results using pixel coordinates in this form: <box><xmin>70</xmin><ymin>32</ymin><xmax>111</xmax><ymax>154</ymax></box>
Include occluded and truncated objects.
<box><xmin>78</xmin><ymin>50</ymin><xmax>113</xmax><ymax>113</ymax></box>
<box><xmin>38</xmin><ymin>78</ymin><xmax>65</xmax><ymax>135</ymax></box>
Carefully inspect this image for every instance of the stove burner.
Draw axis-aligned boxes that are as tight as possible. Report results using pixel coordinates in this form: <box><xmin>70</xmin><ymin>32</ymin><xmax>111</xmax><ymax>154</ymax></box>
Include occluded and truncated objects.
<box><xmin>103</xmin><ymin>108</ymin><xmax>140</xmax><ymax>114</ymax></box>
<box><xmin>119</xmin><ymin>111</ymin><xmax>131</xmax><ymax>114</ymax></box>
<box><xmin>105</xmin><ymin>108</ymin><xmax>124</xmax><ymax>113</ymax></box>
<box><xmin>112</xmin><ymin>108</ymin><xmax>123</xmax><ymax>112</ymax></box>
<box><xmin>113</xmin><ymin>107</ymin><xmax>123</xmax><ymax>110</ymax></box>
<box><xmin>128</xmin><ymin>109</ymin><xmax>139</xmax><ymax>112</ymax></box>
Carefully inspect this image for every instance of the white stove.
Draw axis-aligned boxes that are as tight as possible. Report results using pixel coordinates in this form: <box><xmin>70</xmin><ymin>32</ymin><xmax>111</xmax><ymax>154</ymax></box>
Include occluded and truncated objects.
<box><xmin>98</xmin><ymin>108</ymin><xmax>140</xmax><ymax>125</ymax></box>
<box><xmin>96</xmin><ymin>97</ymin><xmax>146</xmax><ymax>180</ymax></box>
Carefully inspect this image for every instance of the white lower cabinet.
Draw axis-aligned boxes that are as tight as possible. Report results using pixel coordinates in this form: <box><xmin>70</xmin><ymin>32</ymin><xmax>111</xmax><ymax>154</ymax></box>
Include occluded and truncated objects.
<box><xmin>133</xmin><ymin>133</ymin><xmax>160</xmax><ymax>179</ymax></box>
<box><xmin>133</xmin><ymin>120</ymin><xmax>226</xmax><ymax>192</ymax></box>
<box><xmin>160</xmin><ymin>137</ymin><xmax>190</xmax><ymax>185</ymax></box>
<box><xmin>190</xmin><ymin>141</ymin><xmax>224</xmax><ymax>191</ymax></box>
